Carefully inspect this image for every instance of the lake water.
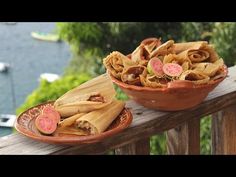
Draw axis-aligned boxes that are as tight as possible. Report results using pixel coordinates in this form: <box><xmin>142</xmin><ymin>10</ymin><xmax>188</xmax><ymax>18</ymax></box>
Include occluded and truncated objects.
<box><xmin>0</xmin><ymin>22</ymin><xmax>71</xmax><ymax>136</ymax></box>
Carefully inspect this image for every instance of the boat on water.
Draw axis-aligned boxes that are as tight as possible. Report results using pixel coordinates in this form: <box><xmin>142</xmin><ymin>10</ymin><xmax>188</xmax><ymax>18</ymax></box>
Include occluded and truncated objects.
<box><xmin>39</xmin><ymin>73</ymin><xmax>60</xmax><ymax>83</ymax></box>
<box><xmin>0</xmin><ymin>62</ymin><xmax>10</xmax><ymax>73</ymax></box>
<box><xmin>0</xmin><ymin>114</ymin><xmax>16</xmax><ymax>128</ymax></box>
<box><xmin>31</xmin><ymin>32</ymin><xmax>60</xmax><ymax>42</ymax></box>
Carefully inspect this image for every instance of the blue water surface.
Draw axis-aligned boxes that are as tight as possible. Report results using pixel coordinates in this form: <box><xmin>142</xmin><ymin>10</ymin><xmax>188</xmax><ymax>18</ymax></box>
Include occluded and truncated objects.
<box><xmin>0</xmin><ymin>22</ymin><xmax>71</xmax><ymax>136</ymax></box>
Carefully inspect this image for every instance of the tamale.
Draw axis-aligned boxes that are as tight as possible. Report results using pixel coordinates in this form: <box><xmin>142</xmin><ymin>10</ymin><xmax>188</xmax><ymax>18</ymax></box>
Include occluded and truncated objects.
<box><xmin>75</xmin><ymin>100</ymin><xmax>125</xmax><ymax>135</ymax></box>
<box><xmin>59</xmin><ymin>113</ymin><xmax>86</xmax><ymax>127</ymax></box>
<box><xmin>54</xmin><ymin>74</ymin><xmax>116</xmax><ymax>117</ymax></box>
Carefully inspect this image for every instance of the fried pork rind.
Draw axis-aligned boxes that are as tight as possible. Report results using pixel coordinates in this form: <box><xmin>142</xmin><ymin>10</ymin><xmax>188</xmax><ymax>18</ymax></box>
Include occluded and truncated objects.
<box><xmin>103</xmin><ymin>51</ymin><xmax>136</xmax><ymax>79</ymax></box>
<box><xmin>210</xmin><ymin>66</ymin><xmax>226</xmax><ymax>81</ymax></box>
<box><xmin>141</xmin><ymin>37</ymin><xmax>162</xmax><ymax>55</ymax></box>
<box><xmin>140</xmin><ymin>74</ymin><xmax>168</xmax><ymax>88</ymax></box>
<box><xmin>121</xmin><ymin>65</ymin><xmax>147</xmax><ymax>85</ymax></box>
<box><xmin>192</xmin><ymin>58</ymin><xmax>224</xmax><ymax>77</ymax></box>
<box><xmin>192</xmin><ymin>63</ymin><xmax>218</xmax><ymax>77</ymax></box>
<box><xmin>163</xmin><ymin>54</ymin><xmax>192</xmax><ymax>72</ymax></box>
<box><xmin>179</xmin><ymin>70</ymin><xmax>210</xmax><ymax>84</ymax></box>
<box><xmin>175</xmin><ymin>41</ymin><xmax>219</xmax><ymax>63</ymax></box>
<box><xmin>131</xmin><ymin>38</ymin><xmax>161</xmax><ymax>66</ymax></box>
<box><xmin>150</xmin><ymin>40</ymin><xmax>175</xmax><ymax>58</ymax></box>
<box><xmin>103</xmin><ymin>39</ymin><xmax>226</xmax><ymax>88</ymax></box>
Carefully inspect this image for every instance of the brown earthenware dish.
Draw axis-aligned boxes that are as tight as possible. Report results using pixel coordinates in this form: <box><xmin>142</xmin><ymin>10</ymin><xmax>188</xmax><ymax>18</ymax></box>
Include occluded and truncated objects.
<box><xmin>15</xmin><ymin>102</ymin><xmax>132</xmax><ymax>145</ymax></box>
<box><xmin>110</xmin><ymin>65</ymin><xmax>228</xmax><ymax>111</ymax></box>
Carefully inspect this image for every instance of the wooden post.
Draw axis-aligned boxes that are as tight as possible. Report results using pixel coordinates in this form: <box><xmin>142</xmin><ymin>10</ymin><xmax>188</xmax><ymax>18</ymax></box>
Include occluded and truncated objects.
<box><xmin>166</xmin><ymin>117</ymin><xmax>200</xmax><ymax>155</ymax></box>
<box><xmin>212</xmin><ymin>104</ymin><xmax>236</xmax><ymax>154</ymax></box>
<box><xmin>114</xmin><ymin>138</ymin><xmax>150</xmax><ymax>155</ymax></box>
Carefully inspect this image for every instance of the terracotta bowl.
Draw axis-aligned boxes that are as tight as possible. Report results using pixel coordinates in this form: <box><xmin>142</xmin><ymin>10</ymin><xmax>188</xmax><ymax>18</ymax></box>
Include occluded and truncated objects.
<box><xmin>110</xmin><ymin>66</ymin><xmax>228</xmax><ymax>111</ymax></box>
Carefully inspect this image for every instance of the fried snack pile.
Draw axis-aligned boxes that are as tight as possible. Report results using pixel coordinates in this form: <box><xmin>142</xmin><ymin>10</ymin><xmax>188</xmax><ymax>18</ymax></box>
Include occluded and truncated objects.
<box><xmin>103</xmin><ymin>38</ymin><xmax>226</xmax><ymax>88</ymax></box>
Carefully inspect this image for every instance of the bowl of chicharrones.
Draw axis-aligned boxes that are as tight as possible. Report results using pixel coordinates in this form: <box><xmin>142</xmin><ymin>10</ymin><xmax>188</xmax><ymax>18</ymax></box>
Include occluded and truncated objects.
<box><xmin>103</xmin><ymin>37</ymin><xmax>228</xmax><ymax>111</ymax></box>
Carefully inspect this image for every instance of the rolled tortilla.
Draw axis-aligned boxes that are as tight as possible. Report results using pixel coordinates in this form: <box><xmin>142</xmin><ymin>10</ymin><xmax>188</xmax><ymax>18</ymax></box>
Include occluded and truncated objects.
<box><xmin>54</xmin><ymin>74</ymin><xmax>116</xmax><ymax>117</ymax></box>
<box><xmin>150</xmin><ymin>40</ymin><xmax>175</xmax><ymax>58</ymax></box>
<box><xmin>141</xmin><ymin>37</ymin><xmax>161</xmax><ymax>55</ymax></box>
<box><xmin>103</xmin><ymin>51</ymin><xmax>136</xmax><ymax>79</ymax></box>
<box><xmin>192</xmin><ymin>62</ymin><xmax>221</xmax><ymax>77</ymax></box>
<box><xmin>131</xmin><ymin>38</ymin><xmax>161</xmax><ymax>66</ymax></box>
<box><xmin>173</xmin><ymin>41</ymin><xmax>207</xmax><ymax>54</ymax></box>
<box><xmin>163</xmin><ymin>54</ymin><xmax>192</xmax><ymax>72</ymax></box>
<box><xmin>75</xmin><ymin>100</ymin><xmax>125</xmax><ymax>135</ymax></box>
<box><xmin>121</xmin><ymin>65</ymin><xmax>147</xmax><ymax>85</ymax></box>
<box><xmin>175</xmin><ymin>41</ymin><xmax>219</xmax><ymax>63</ymax></box>
<box><xmin>179</xmin><ymin>70</ymin><xmax>210</xmax><ymax>84</ymax></box>
<box><xmin>140</xmin><ymin>74</ymin><xmax>167</xmax><ymax>88</ymax></box>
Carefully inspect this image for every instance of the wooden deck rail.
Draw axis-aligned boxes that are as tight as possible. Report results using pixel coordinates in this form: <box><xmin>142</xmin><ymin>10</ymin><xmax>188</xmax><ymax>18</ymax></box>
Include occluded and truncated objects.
<box><xmin>1</xmin><ymin>66</ymin><xmax>236</xmax><ymax>155</ymax></box>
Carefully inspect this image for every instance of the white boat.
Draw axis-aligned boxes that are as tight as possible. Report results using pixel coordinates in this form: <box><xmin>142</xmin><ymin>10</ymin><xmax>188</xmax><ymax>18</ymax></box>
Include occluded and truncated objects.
<box><xmin>39</xmin><ymin>73</ymin><xmax>60</xmax><ymax>83</ymax></box>
<box><xmin>0</xmin><ymin>62</ymin><xmax>10</xmax><ymax>72</ymax></box>
<box><xmin>0</xmin><ymin>114</ymin><xmax>16</xmax><ymax>127</ymax></box>
<box><xmin>31</xmin><ymin>32</ymin><xmax>60</xmax><ymax>42</ymax></box>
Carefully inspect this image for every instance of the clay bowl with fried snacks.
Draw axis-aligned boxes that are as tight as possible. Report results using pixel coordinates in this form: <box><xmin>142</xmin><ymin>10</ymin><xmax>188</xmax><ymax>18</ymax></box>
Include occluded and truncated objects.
<box><xmin>109</xmin><ymin>65</ymin><xmax>228</xmax><ymax>111</ymax></box>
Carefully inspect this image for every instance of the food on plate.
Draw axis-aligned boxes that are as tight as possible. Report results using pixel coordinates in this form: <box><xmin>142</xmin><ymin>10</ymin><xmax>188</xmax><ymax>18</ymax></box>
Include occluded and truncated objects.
<box><xmin>147</xmin><ymin>57</ymin><xmax>164</xmax><ymax>77</ymax></box>
<box><xmin>163</xmin><ymin>63</ymin><xmax>183</xmax><ymax>77</ymax></box>
<box><xmin>140</xmin><ymin>74</ymin><xmax>167</xmax><ymax>88</ymax></box>
<box><xmin>54</xmin><ymin>74</ymin><xmax>116</xmax><ymax>117</ymax></box>
<box><xmin>56</xmin><ymin>125</ymin><xmax>88</xmax><ymax>136</ymax></box>
<box><xmin>75</xmin><ymin>100</ymin><xmax>125</xmax><ymax>135</ymax></box>
<box><xmin>131</xmin><ymin>38</ymin><xmax>161</xmax><ymax>64</ymax></box>
<box><xmin>34</xmin><ymin>74</ymin><xmax>127</xmax><ymax>137</ymax></box>
<box><xmin>121</xmin><ymin>65</ymin><xmax>147</xmax><ymax>85</ymax></box>
<box><xmin>35</xmin><ymin>114</ymin><xmax>58</xmax><ymax>135</ymax></box>
<box><xmin>149</xmin><ymin>40</ymin><xmax>175</xmax><ymax>58</ymax></box>
<box><xmin>174</xmin><ymin>41</ymin><xmax>219</xmax><ymax>63</ymax></box>
<box><xmin>179</xmin><ymin>70</ymin><xmax>210</xmax><ymax>84</ymax></box>
<box><xmin>59</xmin><ymin>113</ymin><xmax>86</xmax><ymax>128</ymax></box>
<box><xmin>163</xmin><ymin>54</ymin><xmax>192</xmax><ymax>72</ymax></box>
<box><xmin>103</xmin><ymin>51</ymin><xmax>136</xmax><ymax>79</ymax></box>
<box><xmin>43</xmin><ymin>105</ymin><xmax>60</xmax><ymax>123</ymax></box>
<box><xmin>103</xmin><ymin>38</ymin><xmax>226</xmax><ymax>88</ymax></box>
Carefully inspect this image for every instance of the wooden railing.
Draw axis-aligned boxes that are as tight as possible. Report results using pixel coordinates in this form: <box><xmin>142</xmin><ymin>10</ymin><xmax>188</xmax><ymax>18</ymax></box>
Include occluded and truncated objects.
<box><xmin>1</xmin><ymin>66</ymin><xmax>236</xmax><ymax>155</ymax></box>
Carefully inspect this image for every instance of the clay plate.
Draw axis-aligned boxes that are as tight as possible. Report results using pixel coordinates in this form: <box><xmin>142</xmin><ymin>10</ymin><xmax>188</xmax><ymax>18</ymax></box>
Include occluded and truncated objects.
<box><xmin>15</xmin><ymin>102</ymin><xmax>133</xmax><ymax>145</ymax></box>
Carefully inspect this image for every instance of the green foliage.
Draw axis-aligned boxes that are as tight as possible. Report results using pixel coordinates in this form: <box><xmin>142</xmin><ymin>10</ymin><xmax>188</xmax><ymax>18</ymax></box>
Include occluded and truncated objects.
<box><xmin>150</xmin><ymin>134</ymin><xmax>167</xmax><ymax>155</ymax></box>
<box><xmin>57</xmin><ymin>22</ymin><xmax>183</xmax><ymax>75</ymax></box>
<box><xmin>16</xmin><ymin>74</ymin><xmax>91</xmax><ymax>115</ymax></box>
<box><xmin>181</xmin><ymin>22</ymin><xmax>214</xmax><ymax>42</ymax></box>
<box><xmin>115</xmin><ymin>86</ymin><xmax>129</xmax><ymax>101</ymax></box>
<box><xmin>200</xmin><ymin>116</ymin><xmax>212</xmax><ymax>154</ymax></box>
<box><xmin>210</xmin><ymin>22</ymin><xmax>236</xmax><ymax>66</ymax></box>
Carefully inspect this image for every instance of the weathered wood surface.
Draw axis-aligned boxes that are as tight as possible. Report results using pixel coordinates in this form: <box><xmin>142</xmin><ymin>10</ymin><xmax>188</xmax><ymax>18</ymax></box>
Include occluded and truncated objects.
<box><xmin>115</xmin><ymin>138</ymin><xmax>150</xmax><ymax>155</ymax></box>
<box><xmin>212</xmin><ymin>104</ymin><xmax>236</xmax><ymax>154</ymax></box>
<box><xmin>0</xmin><ymin>66</ymin><xmax>236</xmax><ymax>155</ymax></box>
<box><xmin>166</xmin><ymin>117</ymin><xmax>200</xmax><ymax>155</ymax></box>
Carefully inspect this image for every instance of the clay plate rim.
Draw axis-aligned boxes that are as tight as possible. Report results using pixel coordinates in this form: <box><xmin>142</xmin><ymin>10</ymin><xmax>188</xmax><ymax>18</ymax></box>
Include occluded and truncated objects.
<box><xmin>14</xmin><ymin>102</ymin><xmax>133</xmax><ymax>145</ymax></box>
